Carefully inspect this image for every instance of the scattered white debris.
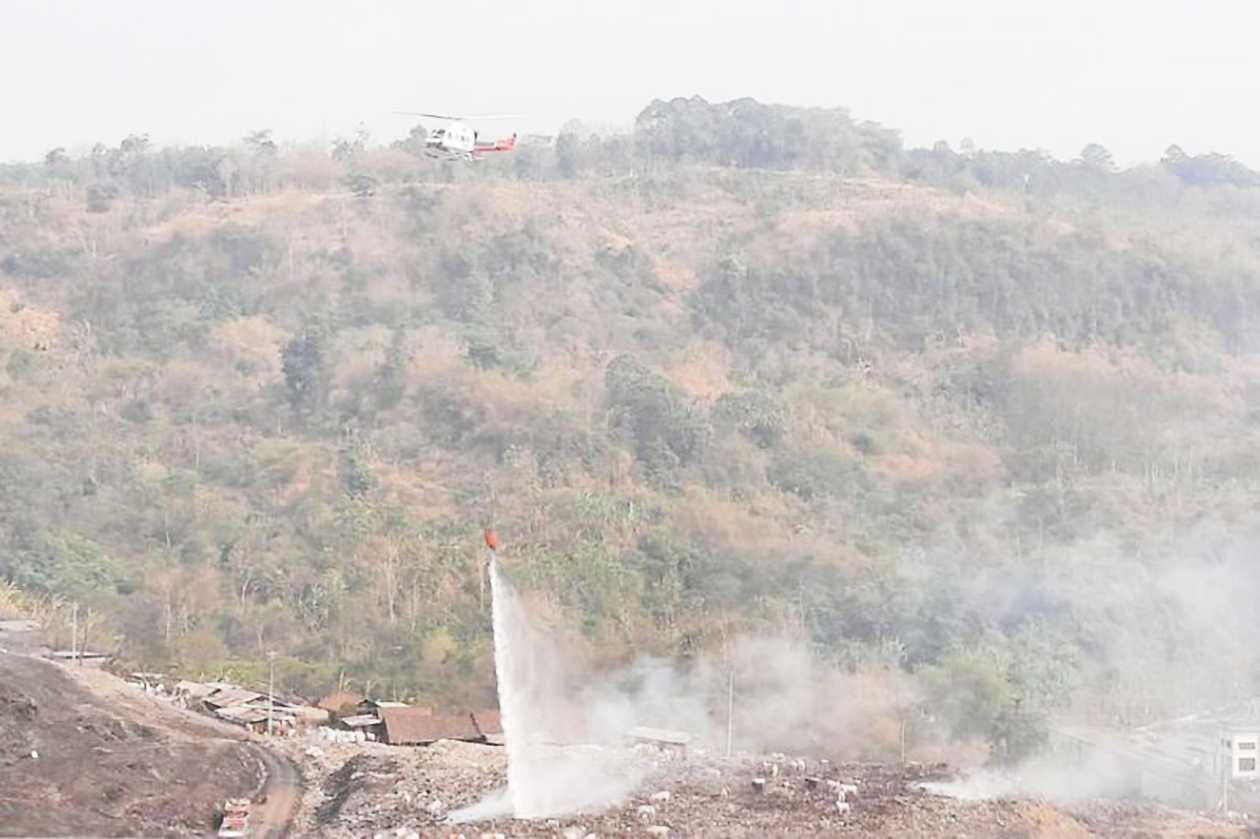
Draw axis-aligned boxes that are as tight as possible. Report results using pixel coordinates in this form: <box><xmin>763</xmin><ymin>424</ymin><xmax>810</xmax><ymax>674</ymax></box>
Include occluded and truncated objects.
<box><xmin>636</xmin><ymin>804</ymin><xmax>657</xmax><ymax>821</ymax></box>
<box><xmin>646</xmin><ymin>827</ymin><xmax>669</xmax><ymax>837</ymax></box>
<box><xmin>29</xmin><ymin>750</ymin><xmax>38</xmax><ymax>760</ymax></box>
<box><xmin>836</xmin><ymin>800</ymin><xmax>851</xmax><ymax>815</ymax></box>
<box><xmin>650</xmin><ymin>790</ymin><xmax>671</xmax><ymax>803</ymax></box>
<box><xmin>426</xmin><ymin>799</ymin><xmax>445</xmax><ymax>817</ymax></box>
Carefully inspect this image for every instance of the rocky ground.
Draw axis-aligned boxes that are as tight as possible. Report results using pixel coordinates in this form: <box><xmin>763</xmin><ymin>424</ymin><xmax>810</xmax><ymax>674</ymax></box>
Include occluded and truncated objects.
<box><xmin>280</xmin><ymin>736</ymin><xmax>1255</xmax><ymax>838</ymax></box>
<box><xmin>0</xmin><ymin>652</ymin><xmax>265</xmax><ymax>837</ymax></box>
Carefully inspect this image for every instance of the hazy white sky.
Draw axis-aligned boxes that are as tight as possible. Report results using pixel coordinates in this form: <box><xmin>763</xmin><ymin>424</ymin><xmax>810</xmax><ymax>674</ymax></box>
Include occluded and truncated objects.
<box><xmin>3</xmin><ymin>0</ymin><xmax>1258</xmax><ymax>166</ymax></box>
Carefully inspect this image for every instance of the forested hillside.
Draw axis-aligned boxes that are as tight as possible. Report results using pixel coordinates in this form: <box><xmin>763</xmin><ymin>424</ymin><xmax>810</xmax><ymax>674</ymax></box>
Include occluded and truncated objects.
<box><xmin>4</xmin><ymin>97</ymin><xmax>1260</xmax><ymax>762</ymax></box>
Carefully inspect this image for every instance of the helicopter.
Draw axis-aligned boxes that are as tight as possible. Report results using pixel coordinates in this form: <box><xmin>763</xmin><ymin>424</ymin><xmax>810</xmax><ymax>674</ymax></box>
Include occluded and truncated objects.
<box><xmin>395</xmin><ymin>112</ymin><xmax>519</xmax><ymax>162</ymax></box>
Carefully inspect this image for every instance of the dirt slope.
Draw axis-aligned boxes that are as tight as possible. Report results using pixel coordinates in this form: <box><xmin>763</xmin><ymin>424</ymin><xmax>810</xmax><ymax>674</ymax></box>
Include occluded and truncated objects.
<box><xmin>0</xmin><ymin>652</ymin><xmax>272</xmax><ymax>837</ymax></box>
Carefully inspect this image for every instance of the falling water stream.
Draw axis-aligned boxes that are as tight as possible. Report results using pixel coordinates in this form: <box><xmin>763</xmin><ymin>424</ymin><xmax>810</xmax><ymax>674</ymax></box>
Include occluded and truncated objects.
<box><xmin>450</xmin><ymin>555</ymin><xmax>640</xmax><ymax>823</ymax></box>
<box><xmin>488</xmin><ymin>554</ymin><xmax>547</xmax><ymax>817</ymax></box>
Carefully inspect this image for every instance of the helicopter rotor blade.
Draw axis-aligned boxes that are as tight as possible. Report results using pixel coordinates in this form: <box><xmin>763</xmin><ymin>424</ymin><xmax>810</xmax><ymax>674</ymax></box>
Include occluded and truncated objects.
<box><xmin>392</xmin><ymin>111</ymin><xmax>523</xmax><ymax>121</ymax></box>
<box><xmin>393</xmin><ymin>111</ymin><xmax>463</xmax><ymax>120</ymax></box>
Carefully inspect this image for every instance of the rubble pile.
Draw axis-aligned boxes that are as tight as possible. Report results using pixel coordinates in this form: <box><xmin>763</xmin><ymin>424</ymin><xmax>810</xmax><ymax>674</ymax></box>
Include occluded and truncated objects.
<box><xmin>283</xmin><ymin>738</ymin><xmax>1251</xmax><ymax>838</ymax></box>
<box><xmin>281</xmin><ymin>737</ymin><xmax>507</xmax><ymax>836</ymax></box>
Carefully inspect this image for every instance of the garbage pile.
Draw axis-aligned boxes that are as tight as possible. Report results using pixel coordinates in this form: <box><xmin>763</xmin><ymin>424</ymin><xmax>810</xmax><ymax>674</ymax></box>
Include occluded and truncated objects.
<box><xmin>309</xmin><ymin>726</ymin><xmax>370</xmax><ymax>745</ymax></box>
<box><xmin>281</xmin><ymin>737</ymin><xmax>1247</xmax><ymax>838</ymax></box>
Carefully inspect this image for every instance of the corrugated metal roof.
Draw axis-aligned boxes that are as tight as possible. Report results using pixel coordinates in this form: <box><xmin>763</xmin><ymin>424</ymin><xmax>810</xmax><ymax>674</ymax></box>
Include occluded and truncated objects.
<box><xmin>215</xmin><ymin>705</ymin><xmax>270</xmax><ymax>724</ymax></box>
<box><xmin>339</xmin><ymin>714</ymin><xmax>383</xmax><ymax>728</ymax></box>
<box><xmin>205</xmin><ymin>687</ymin><xmax>264</xmax><ymax>707</ymax></box>
<box><xmin>175</xmin><ymin>680</ymin><xmax>215</xmax><ymax>698</ymax></box>
<box><xmin>380</xmin><ymin>707</ymin><xmax>480</xmax><ymax>745</ymax></box>
<box><xmin>317</xmin><ymin>691</ymin><xmax>366</xmax><ymax>714</ymax></box>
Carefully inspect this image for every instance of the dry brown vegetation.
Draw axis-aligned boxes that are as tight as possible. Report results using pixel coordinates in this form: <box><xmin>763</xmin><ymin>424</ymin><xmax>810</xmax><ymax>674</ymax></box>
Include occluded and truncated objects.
<box><xmin>3</xmin><ymin>98</ymin><xmax>1260</xmax><ymax>767</ymax></box>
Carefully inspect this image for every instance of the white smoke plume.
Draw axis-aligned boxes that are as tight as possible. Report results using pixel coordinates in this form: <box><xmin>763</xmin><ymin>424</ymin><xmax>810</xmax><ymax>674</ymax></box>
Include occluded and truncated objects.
<box><xmin>452</xmin><ymin>559</ymin><xmax>867</xmax><ymax>822</ymax></box>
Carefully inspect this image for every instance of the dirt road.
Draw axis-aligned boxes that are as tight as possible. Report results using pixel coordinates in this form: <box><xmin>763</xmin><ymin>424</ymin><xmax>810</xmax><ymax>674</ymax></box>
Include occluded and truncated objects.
<box><xmin>250</xmin><ymin>742</ymin><xmax>303</xmax><ymax>838</ymax></box>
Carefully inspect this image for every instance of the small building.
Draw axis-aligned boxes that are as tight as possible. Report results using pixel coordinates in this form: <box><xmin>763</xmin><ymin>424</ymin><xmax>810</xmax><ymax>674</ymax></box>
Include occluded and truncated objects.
<box><xmin>1219</xmin><ymin>731</ymin><xmax>1259</xmax><ymax>779</ymax></box>
<box><xmin>204</xmin><ymin>687</ymin><xmax>265</xmax><ymax>710</ymax></box>
<box><xmin>317</xmin><ymin>690</ymin><xmax>366</xmax><ymax>719</ymax></box>
<box><xmin>175</xmin><ymin>680</ymin><xmax>216</xmax><ymax>700</ymax></box>
<box><xmin>379</xmin><ymin>707</ymin><xmax>481</xmax><ymax>746</ymax></box>
<box><xmin>357</xmin><ymin>699</ymin><xmax>410</xmax><ymax>715</ymax></box>
<box><xmin>215</xmin><ymin>704</ymin><xmax>295</xmax><ymax>734</ymax></box>
<box><xmin>291</xmin><ymin>705</ymin><xmax>331</xmax><ymax>728</ymax></box>
<box><xmin>337</xmin><ymin>714</ymin><xmax>384</xmax><ymax>739</ymax></box>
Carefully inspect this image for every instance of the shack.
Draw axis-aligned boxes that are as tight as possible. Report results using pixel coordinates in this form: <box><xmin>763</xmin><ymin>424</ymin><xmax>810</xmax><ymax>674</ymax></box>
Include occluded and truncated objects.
<box><xmin>379</xmin><ymin>707</ymin><xmax>481</xmax><ymax>746</ymax></box>
<box><xmin>215</xmin><ymin>704</ymin><xmax>295</xmax><ymax>734</ymax></box>
<box><xmin>316</xmin><ymin>690</ymin><xmax>365</xmax><ymax>720</ymax></box>
<box><xmin>204</xmin><ymin>687</ymin><xmax>265</xmax><ymax>710</ymax></box>
<box><xmin>357</xmin><ymin>698</ymin><xmax>409</xmax><ymax>715</ymax></box>
<box><xmin>337</xmin><ymin>713</ymin><xmax>384</xmax><ymax>740</ymax></box>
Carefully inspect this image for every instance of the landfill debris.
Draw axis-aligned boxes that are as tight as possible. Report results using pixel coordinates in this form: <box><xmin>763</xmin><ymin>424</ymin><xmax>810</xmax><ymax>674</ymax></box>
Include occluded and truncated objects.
<box><xmin>372</xmin><ymin>830</ymin><xmax>419</xmax><ymax>839</ymax></box>
<box><xmin>271</xmin><ymin>735</ymin><xmax>1244</xmax><ymax>838</ymax></box>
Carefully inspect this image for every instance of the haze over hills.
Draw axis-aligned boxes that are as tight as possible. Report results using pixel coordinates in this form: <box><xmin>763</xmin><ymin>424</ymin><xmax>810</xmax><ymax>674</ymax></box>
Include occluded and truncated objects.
<box><xmin>3</xmin><ymin>97</ymin><xmax>1260</xmax><ymax>763</ymax></box>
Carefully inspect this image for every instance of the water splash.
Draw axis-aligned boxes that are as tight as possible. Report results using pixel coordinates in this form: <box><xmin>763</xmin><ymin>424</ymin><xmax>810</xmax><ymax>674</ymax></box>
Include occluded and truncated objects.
<box><xmin>450</xmin><ymin>555</ymin><xmax>641</xmax><ymax>823</ymax></box>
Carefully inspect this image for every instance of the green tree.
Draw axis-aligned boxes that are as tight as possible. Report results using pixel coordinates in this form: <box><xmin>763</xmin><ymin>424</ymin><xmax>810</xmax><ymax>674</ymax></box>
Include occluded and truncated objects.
<box><xmin>1079</xmin><ymin>142</ymin><xmax>1115</xmax><ymax>172</ymax></box>
<box><xmin>281</xmin><ymin>326</ymin><xmax>329</xmax><ymax>418</ymax></box>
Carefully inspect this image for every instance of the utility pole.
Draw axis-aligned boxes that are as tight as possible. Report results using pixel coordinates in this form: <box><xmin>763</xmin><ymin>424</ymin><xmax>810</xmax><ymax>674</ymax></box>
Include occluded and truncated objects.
<box><xmin>726</xmin><ymin>669</ymin><xmax>734</xmax><ymax>758</ymax></box>
<box><xmin>1222</xmin><ymin>730</ymin><xmax>1231</xmax><ymax>813</ymax></box>
<box><xmin>267</xmin><ymin>651</ymin><xmax>276</xmax><ymax>737</ymax></box>
<box><xmin>71</xmin><ymin>602</ymin><xmax>79</xmax><ymax>664</ymax></box>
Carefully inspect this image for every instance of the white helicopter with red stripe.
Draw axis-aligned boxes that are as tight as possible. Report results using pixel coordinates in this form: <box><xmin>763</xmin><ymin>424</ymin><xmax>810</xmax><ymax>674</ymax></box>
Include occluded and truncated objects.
<box><xmin>395</xmin><ymin>112</ymin><xmax>519</xmax><ymax>162</ymax></box>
